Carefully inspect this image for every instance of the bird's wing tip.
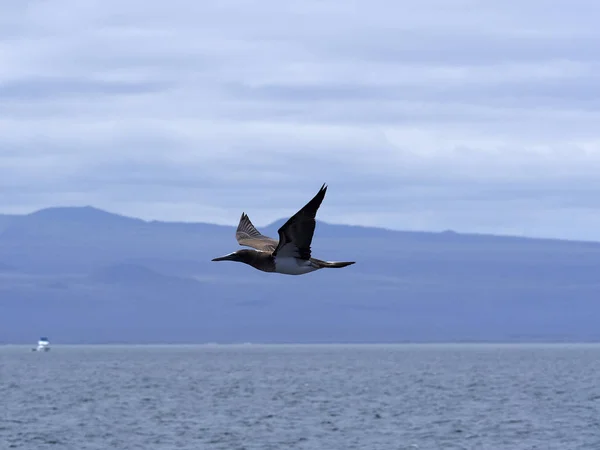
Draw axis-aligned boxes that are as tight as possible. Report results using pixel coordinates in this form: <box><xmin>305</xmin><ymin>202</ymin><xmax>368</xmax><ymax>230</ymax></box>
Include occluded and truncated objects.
<box><xmin>237</xmin><ymin>213</ymin><xmax>249</xmax><ymax>231</ymax></box>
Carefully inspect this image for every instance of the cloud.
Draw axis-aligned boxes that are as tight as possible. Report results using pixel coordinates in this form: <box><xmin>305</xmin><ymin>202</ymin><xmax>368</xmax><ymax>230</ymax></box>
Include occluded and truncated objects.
<box><xmin>0</xmin><ymin>0</ymin><xmax>599</xmax><ymax>240</ymax></box>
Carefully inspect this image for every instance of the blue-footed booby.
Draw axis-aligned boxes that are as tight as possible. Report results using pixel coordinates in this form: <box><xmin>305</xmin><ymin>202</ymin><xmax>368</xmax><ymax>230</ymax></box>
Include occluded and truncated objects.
<box><xmin>211</xmin><ymin>184</ymin><xmax>355</xmax><ymax>275</ymax></box>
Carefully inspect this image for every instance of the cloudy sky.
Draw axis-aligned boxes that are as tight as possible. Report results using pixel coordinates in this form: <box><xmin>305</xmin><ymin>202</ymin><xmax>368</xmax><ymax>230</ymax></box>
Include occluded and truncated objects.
<box><xmin>1</xmin><ymin>0</ymin><xmax>599</xmax><ymax>240</ymax></box>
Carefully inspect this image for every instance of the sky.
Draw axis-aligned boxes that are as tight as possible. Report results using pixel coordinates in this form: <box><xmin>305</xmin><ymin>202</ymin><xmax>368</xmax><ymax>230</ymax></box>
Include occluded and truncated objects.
<box><xmin>1</xmin><ymin>0</ymin><xmax>600</xmax><ymax>240</ymax></box>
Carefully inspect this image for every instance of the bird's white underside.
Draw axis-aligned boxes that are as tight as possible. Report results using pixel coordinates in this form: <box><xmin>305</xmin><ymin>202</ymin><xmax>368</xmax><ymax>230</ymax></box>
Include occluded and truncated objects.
<box><xmin>274</xmin><ymin>256</ymin><xmax>319</xmax><ymax>275</ymax></box>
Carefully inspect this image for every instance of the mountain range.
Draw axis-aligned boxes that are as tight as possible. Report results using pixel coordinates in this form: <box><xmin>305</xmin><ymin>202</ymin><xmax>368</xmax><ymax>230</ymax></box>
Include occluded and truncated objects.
<box><xmin>1</xmin><ymin>206</ymin><xmax>599</xmax><ymax>344</ymax></box>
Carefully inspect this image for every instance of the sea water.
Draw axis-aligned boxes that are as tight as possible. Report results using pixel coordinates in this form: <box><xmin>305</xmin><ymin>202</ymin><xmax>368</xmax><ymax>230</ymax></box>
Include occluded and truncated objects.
<box><xmin>2</xmin><ymin>343</ymin><xmax>599</xmax><ymax>449</ymax></box>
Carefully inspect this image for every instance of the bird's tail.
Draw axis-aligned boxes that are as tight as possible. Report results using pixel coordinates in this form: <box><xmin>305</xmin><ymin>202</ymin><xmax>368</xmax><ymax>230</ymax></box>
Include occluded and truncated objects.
<box><xmin>312</xmin><ymin>258</ymin><xmax>355</xmax><ymax>269</ymax></box>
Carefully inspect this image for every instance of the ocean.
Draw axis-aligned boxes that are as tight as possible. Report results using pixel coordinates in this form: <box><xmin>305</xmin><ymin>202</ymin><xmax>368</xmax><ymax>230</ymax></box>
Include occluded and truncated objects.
<box><xmin>2</xmin><ymin>343</ymin><xmax>599</xmax><ymax>449</ymax></box>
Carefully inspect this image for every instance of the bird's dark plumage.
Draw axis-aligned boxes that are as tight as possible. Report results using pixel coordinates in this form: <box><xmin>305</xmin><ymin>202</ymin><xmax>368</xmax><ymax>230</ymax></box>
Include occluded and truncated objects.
<box><xmin>273</xmin><ymin>183</ymin><xmax>327</xmax><ymax>260</ymax></box>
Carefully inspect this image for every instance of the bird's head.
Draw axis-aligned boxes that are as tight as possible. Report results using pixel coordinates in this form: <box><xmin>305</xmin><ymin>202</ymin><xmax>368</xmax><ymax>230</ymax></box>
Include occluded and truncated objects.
<box><xmin>211</xmin><ymin>249</ymin><xmax>255</xmax><ymax>264</ymax></box>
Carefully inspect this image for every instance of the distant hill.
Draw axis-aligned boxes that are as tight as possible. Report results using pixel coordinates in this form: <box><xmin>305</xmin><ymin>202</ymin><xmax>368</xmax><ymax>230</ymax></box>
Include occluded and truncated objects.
<box><xmin>0</xmin><ymin>261</ymin><xmax>16</xmax><ymax>272</ymax></box>
<box><xmin>1</xmin><ymin>206</ymin><xmax>600</xmax><ymax>344</ymax></box>
<box><xmin>0</xmin><ymin>213</ymin><xmax>18</xmax><ymax>233</ymax></box>
<box><xmin>90</xmin><ymin>262</ymin><xmax>187</xmax><ymax>284</ymax></box>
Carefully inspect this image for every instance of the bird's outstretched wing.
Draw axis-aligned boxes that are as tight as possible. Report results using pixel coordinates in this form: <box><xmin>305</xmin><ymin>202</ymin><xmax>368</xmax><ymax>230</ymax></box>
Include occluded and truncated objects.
<box><xmin>235</xmin><ymin>212</ymin><xmax>279</xmax><ymax>252</ymax></box>
<box><xmin>273</xmin><ymin>183</ymin><xmax>327</xmax><ymax>260</ymax></box>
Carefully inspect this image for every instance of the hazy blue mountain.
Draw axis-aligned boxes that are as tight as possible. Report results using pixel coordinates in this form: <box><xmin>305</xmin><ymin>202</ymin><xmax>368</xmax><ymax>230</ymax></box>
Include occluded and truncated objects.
<box><xmin>0</xmin><ymin>213</ymin><xmax>18</xmax><ymax>233</ymax></box>
<box><xmin>1</xmin><ymin>206</ymin><xmax>600</xmax><ymax>344</ymax></box>
<box><xmin>0</xmin><ymin>261</ymin><xmax>16</xmax><ymax>272</ymax></box>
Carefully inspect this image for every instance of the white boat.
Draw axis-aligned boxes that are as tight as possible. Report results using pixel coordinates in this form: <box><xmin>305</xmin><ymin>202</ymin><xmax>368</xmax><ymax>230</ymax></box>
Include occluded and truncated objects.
<box><xmin>32</xmin><ymin>337</ymin><xmax>50</xmax><ymax>352</ymax></box>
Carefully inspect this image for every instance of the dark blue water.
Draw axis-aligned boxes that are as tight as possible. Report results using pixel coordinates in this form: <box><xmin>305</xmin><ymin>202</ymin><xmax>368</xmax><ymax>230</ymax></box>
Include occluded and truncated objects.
<box><xmin>2</xmin><ymin>344</ymin><xmax>599</xmax><ymax>449</ymax></box>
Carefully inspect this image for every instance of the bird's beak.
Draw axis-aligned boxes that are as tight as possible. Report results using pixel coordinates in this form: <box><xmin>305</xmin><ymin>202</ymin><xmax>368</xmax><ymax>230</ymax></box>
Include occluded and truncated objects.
<box><xmin>211</xmin><ymin>253</ymin><xmax>236</xmax><ymax>262</ymax></box>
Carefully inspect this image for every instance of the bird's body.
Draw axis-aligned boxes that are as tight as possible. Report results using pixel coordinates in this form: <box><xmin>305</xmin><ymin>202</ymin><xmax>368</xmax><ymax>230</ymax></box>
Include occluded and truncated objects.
<box><xmin>275</xmin><ymin>256</ymin><xmax>319</xmax><ymax>275</ymax></box>
<box><xmin>211</xmin><ymin>184</ymin><xmax>355</xmax><ymax>275</ymax></box>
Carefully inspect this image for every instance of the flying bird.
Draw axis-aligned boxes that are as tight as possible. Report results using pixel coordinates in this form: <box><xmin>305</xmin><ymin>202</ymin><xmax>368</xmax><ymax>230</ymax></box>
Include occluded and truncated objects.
<box><xmin>211</xmin><ymin>184</ymin><xmax>355</xmax><ymax>275</ymax></box>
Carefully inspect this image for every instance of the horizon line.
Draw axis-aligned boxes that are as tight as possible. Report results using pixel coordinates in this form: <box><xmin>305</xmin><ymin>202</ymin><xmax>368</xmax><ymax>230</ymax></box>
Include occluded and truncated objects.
<box><xmin>1</xmin><ymin>204</ymin><xmax>598</xmax><ymax>245</ymax></box>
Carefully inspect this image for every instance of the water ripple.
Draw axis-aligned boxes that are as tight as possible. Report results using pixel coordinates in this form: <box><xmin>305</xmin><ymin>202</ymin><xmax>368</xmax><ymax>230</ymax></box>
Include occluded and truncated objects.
<box><xmin>2</xmin><ymin>344</ymin><xmax>600</xmax><ymax>449</ymax></box>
